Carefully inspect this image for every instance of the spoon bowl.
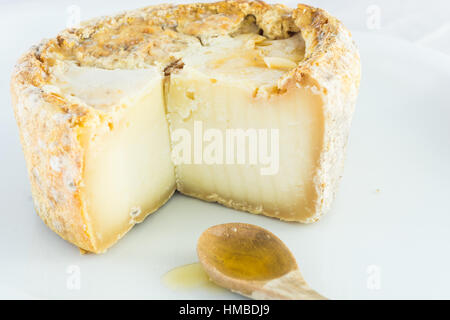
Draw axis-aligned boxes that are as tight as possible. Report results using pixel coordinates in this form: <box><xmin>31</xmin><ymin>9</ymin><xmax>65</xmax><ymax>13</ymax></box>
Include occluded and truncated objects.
<box><xmin>197</xmin><ymin>223</ymin><xmax>326</xmax><ymax>300</ymax></box>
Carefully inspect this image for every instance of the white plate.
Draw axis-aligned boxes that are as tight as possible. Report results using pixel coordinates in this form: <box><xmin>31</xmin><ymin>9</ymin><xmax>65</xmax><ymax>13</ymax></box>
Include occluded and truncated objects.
<box><xmin>1</xmin><ymin>31</ymin><xmax>450</xmax><ymax>299</ymax></box>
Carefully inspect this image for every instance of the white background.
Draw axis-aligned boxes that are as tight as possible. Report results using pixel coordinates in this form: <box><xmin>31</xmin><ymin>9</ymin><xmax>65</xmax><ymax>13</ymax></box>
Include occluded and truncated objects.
<box><xmin>1</xmin><ymin>0</ymin><xmax>450</xmax><ymax>300</ymax></box>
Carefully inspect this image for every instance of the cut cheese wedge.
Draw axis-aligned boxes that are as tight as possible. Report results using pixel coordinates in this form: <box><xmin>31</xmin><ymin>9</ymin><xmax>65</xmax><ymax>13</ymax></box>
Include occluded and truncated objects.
<box><xmin>71</xmin><ymin>67</ymin><xmax>175</xmax><ymax>249</ymax></box>
<box><xmin>11</xmin><ymin>1</ymin><xmax>361</xmax><ymax>253</ymax></box>
<box><xmin>49</xmin><ymin>64</ymin><xmax>176</xmax><ymax>250</ymax></box>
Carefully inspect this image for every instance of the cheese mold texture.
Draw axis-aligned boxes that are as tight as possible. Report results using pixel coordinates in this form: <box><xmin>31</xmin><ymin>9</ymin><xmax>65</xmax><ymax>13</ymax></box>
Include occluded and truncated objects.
<box><xmin>11</xmin><ymin>1</ymin><xmax>361</xmax><ymax>253</ymax></box>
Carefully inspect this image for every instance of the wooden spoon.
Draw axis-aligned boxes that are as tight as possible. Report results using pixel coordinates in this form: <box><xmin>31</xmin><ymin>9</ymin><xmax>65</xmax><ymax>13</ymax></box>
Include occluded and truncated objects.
<box><xmin>197</xmin><ymin>223</ymin><xmax>327</xmax><ymax>300</ymax></box>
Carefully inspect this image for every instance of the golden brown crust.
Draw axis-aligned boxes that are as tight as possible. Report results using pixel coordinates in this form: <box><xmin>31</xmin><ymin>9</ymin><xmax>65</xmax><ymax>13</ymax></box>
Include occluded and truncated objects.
<box><xmin>11</xmin><ymin>1</ymin><xmax>361</xmax><ymax>251</ymax></box>
<box><xmin>11</xmin><ymin>49</ymin><xmax>97</xmax><ymax>252</ymax></box>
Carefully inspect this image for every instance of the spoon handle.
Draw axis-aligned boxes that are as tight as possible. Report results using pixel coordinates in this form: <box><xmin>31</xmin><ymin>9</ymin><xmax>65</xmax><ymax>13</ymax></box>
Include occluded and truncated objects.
<box><xmin>251</xmin><ymin>270</ymin><xmax>327</xmax><ymax>300</ymax></box>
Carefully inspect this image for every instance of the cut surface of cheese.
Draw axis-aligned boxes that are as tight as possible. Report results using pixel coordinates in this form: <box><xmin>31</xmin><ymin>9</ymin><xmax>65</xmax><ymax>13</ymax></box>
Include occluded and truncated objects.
<box><xmin>52</xmin><ymin>64</ymin><xmax>163</xmax><ymax>109</ymax></box>
<box><xmin>82</xmin><ymin>73</ymin><xmax>175</xmax><ymax>249</ymax></box>
<box><xmin>11</xmin><ymin>1</ymin><xmax>361</xmax><ymax>253</ymax></box>
<box><xmin>55</xmin><ymin>65</ymin><xmax>176</xmax><ymax>250</ymax></box>
<box><xmin>168</xmin><ymin>33</ymin><xmax>323</xmax><ymax>221</ymax></box>
<box><xmin>167</xmin><ymin>66</ymin><xmax>324</xmax><ymax>221</ymax></box>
